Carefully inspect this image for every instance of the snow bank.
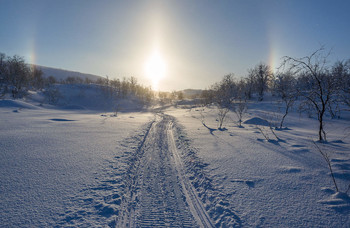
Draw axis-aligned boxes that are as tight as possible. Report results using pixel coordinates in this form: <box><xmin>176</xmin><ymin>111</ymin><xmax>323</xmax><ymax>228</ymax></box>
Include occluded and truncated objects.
<box><xmin>0</xmin><ymin>99</ymin><xmax>41</xmax><ymax>110</ymax></box>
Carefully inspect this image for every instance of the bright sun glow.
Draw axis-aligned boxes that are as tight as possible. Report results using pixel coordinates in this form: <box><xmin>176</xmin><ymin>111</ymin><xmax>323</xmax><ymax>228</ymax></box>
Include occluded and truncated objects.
<box><xmin>144</xmin><ymin>50</ymin><xmax>166</xmax><ymax>90</ymax></box>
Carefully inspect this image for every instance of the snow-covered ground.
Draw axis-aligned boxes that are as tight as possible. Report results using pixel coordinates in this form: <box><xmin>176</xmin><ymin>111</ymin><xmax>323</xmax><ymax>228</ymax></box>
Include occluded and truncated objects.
<box><xmin>1</xmin><ymin>93</ymin><xmax>350</xmax><ymax>227</ymax></box>
<box><xmin>0</xmin><ymin>100</ymin><xmax>154</xmax><ymax>227</ymax></box>
<box><xmin>168</xmin><ymin>102</ymin><xmax>350</xmax><ymax>227</ymax></box>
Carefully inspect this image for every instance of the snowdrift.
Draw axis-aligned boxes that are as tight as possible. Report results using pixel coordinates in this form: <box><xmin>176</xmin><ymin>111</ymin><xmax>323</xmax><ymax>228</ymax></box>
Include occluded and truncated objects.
<box><xmin>0</xmin><ymin>99</ymin><xmax>41</xmax><ymax>110</ymax></box>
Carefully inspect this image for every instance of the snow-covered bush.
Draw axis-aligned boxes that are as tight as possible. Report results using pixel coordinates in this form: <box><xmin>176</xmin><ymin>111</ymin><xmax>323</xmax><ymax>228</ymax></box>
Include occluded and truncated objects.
<box><xmin>43</xmin><ymin>86</ymin><xmax>61</xmax><ymax>104</ymax></box>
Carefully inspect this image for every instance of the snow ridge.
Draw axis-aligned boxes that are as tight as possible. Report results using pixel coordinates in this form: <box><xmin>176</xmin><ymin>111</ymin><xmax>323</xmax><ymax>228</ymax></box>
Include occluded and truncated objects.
<box><xmin>171</xmin><ymin>117</ymin><xmax>242</xmax><ymax>227</ymax></box>
<box><xmin>115</xmin><ymin>113</ymin><xmax>198</xmax><ymax>227</ymax></box>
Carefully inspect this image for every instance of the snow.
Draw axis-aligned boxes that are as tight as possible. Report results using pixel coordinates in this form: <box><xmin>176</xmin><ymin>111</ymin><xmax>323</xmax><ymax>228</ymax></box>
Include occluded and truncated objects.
<box><xmin>168</xmin><ymin>101</ymin><xmax>350</xmax><ymax>227</ymax></box>
<box><xmin>0</xmin><ymin>102</ymin><xmax>153</xmax><ymax>227</ymax></box>
<box><xmin>0</xmin><ymin>99</ymin><xmax>41</xmax><ymax>110</ymax></box>
<box><xmin>243</xmin><ymin>117</ymin><xmax>270</xmax><ymax>126</ymax></box>
<box><xmin>1</xmin><ymin>93</ymin><xmax>350</xmax><ymax>227</ymax></box>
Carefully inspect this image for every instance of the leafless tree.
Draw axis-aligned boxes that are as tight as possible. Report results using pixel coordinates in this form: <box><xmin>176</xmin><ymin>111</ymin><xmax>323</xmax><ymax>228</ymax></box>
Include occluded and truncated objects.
<box><xmin>217</xmin><ymin>106</ymin><xmax>229</xmax><ymax>130</ymax></box>
<box><xmin>332</xmin><ymin>60</ymin><xmax>350</xmax><ymax>113</ymax></box>
<box><xmin>177</xmin><ymin>91</ymin><xmax>184</xmax><ymax>100</ymax></box>
<box><xmin>244</xmin><ymin>73</ymin><xmax>254</xmax><ymax>100</ymax></box>
<box><xmin>6</xmin><ymin>55</ymin><xmax>30</xmax><ymax>98</ymax></box>
<box><xmin>248</xmin><ymin>63</ymin><xmax>274</xmax><ymax>101</ymax></box>
<box><xmin>281</xmin><ymin>47</ymin><xmax>334</xmax><ymax>141</ymax></box>
<box><xmin>274</xmin><ymin>72</ymin><xmax>298</xmax><ymax>129</ymax></box>
<box><xmin>30</xmin><ymin>66</ymin><xmax>44</xmax><ymax>90</ymax></box>
<box><xmin>233</xmin><ymin>79</ymin><xmax>248</xmax><ymax>127</ymax></box>
<box><xmin>44</xmin><ymin>86</ymin><xmax>61</xmax><ymax>104</ymax></box>
<box><xmin>200</xmin><ymin>88</ymin><xmax>215</xmax><ymax>106</ymax></box>
<box><xmin>212</xmin><ymin>74</ymin><xmax>237</xmax><ymax>129</ymax></box>
<box><xmin>233</xmin><ymin>99</ymin><xmax>247</xmax><ymax>128</ymax></box>
<box><xmin>0</xmin><ymin>53</ymin><xmax>7</xmax><ymax>95</ymax></box>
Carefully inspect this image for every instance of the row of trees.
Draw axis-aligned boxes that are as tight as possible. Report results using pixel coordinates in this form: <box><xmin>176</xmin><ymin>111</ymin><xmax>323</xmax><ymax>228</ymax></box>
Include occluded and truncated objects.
<box><xmin>202</xmin><ymin>48</ymin><xmax>350</xmax><ymax>141</ymax></box>
<box><xmin>96</xmin><ymin>76</ymin><xmax>154</xmax><ymax>104</ymax></box>
<box><xmin>0</xmin><ymin>52</ymin><xmax>155</xmax><ymax>104</ymax></box>
<box><xmin>0</xmin><ymin>53</ymin><xmax>49</xmax><ymax>97</ymax></box>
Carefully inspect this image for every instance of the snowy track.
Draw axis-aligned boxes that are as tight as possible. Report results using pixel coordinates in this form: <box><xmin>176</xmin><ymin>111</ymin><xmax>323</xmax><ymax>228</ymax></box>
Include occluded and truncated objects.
<box><xmin>116</xmin><ymin>114</ymin><xmax>214</xmax><ymax>227</ymax></box>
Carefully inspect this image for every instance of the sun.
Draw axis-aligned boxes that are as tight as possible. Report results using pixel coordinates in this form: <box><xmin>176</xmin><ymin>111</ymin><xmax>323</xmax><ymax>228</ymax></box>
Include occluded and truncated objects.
<box><xmin>144</xmin><ymin>50</ymin><xmax>166</xmax><ymax>90</ymax></box>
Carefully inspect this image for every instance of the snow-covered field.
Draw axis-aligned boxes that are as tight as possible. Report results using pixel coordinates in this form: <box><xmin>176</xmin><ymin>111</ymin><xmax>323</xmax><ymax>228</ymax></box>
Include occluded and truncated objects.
<box><xmin>1</xmin><ymin>93</ymin><xmax>350</xmax><ymax>227</ymax></box>
<box><xmin>169</xmin><ymin>103</ymin><xmax>350</xmax><ymax>227</ymax></box>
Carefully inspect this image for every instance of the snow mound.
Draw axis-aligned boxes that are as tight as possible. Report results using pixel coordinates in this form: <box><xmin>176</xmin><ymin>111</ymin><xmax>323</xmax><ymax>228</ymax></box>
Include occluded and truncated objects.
<box><xmin>319</xmin><ymin>192</ymin><xmax>350</xmax><ymax>212</ymax></box>
<box><xmin>243</xmin><ymin>117</ymin><xmax>269</xmax><ymax>126</ymax></box>
<box><xmin>0</xmin><ymin>99</ymin><xmax>40</xmax><ymax>110</ymax></box>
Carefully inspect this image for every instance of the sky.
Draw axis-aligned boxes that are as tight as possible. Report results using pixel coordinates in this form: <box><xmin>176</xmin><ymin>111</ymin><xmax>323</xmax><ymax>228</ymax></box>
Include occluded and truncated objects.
<box><xmin>1</xmin><ymin>0</ymin><xmax>350</xmax><ymax>91</ymax></box>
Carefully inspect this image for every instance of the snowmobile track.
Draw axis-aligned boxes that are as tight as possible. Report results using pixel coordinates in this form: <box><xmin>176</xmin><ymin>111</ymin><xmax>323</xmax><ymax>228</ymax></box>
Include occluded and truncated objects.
<box><xmin>115</xmin><ymin>113</ymin><xmax>214</xmax><ymax>227</ymax></box>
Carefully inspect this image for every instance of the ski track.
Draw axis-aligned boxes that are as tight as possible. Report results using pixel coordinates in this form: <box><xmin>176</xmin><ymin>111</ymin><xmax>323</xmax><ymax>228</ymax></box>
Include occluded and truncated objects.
<box><xmin>115</xmin><ymin>113</ymin><xmax>214</xmax><ymax>227</ymax></box>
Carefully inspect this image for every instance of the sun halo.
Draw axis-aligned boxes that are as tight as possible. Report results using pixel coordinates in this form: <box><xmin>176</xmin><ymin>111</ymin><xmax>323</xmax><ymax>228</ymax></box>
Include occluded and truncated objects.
<box><xmin>144</xmin><ymin>51</ymin><xmax>166</xmax><ymax>90</ymax></box>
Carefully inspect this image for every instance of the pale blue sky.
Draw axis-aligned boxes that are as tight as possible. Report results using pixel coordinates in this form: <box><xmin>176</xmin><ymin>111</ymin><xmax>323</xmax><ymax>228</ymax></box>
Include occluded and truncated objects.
<box><xmin>1</xmin><ymin>0</ymin><xmax>350</xmax><ymax>91</ymax></box>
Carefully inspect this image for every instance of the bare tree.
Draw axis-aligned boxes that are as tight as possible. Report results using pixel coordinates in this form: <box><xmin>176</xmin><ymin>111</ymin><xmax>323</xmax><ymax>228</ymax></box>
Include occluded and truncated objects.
<box><xmin>177</xmin><ymin>91</ymin><xmax>184</xmax><ymax>100</ymax></box>
<box><xmin>44</xmin><ymin>86</ymin><xmax>61</xmax><ymax>104</ymax></box>
<box><xmin>248</xmin><ymin>63</ymin><xmax>273</xmax><ymax>101</ymax></box>
<box><xmin>213</xmin><ymin>74</ymin><xmax>236</xmax><ymax>107</ymax></box>
<box><xmin>281</xmin><ymin>47</ymin><xmax>334</xmax><ymax>141</ymax></box>
<box><xmin>274</xmin><ymin>72</ymin><xmax>297</xmax><ymax>129</ymax></box>
<box><xmin>0</xmin><ymin>53</ymin><xmax>7</xmax><ymax>95</ymax></box>
<box><xmin>217</xmin><ymin>106</ymin><xmax>229</xmax><ymax>130</ymax></box>
<box><xmin>200</xmin><ymin>89</ymin><xmax>215</xmax><ymax>106</ymax></box>
<box><xmin>30</xmin><ymin>66</ymin><xmax>44</xmax><ymax>90</ymax></box>
<box><xmin>212</xmin><ymin>74</ymin><xmax>236</xmax><ymax>129</ymax></box>
<box><xmin>6</xmin><ymin>55</ymin><xmax>30</xmax><ymax>98</ymax></box>
<box><xmin>233</xmin><ymin>99</ymin><xmax>247</xmax><ymax>128</ymax></box>
<box><xmin>233</xmin><ymin>79</ymin><xmax>248</xmax><ymax>127</ymax></box>
<box><xmin>129</xmin><ymin>76</ymin><xmax>137</xmax><ymax>95</ymax></box>
<box><xmin>332</xmin><ymin>60</ymin><xmax>350</xmax><ymax>112</ymax></box>
<box><xmin>244</xmin><ymin>73</ymin><xmax>253</xmax><ymax>100</ymax></box>
<box><xmin>46</xmin><ymin>76</ymin><xmax>57</xmax><ymax>86</ymax></box>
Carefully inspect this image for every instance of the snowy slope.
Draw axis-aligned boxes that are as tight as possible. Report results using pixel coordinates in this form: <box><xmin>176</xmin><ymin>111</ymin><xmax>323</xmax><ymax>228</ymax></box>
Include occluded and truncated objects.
<box><xmin>35</xmin><ymin>65</ymin><xmax>103</xmax><ymax>81</ymax></box>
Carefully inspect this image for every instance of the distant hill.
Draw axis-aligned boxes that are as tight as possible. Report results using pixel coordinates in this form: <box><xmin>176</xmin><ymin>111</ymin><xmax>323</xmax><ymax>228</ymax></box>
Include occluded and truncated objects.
<box><xmin>34</xmin><ymin>65</ymin><xmax>103</xmax><ymax>82</ymax></box>
<box><xmin>181</xmin><ymin>89</ymin><xmax>202</xmax><ymax>98</ymax></box>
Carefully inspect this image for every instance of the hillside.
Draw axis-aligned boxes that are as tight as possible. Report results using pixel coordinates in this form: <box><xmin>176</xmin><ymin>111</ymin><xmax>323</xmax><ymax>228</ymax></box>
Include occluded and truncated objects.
<box><xmin>181</xmin><ymin>89</ymin><xmax>202</xmax><ymax>98</ymax></box>
<box><xmin>34</xmin><ymin>65</ymin><xmax>103</xmax><ymax>82</ymax></box>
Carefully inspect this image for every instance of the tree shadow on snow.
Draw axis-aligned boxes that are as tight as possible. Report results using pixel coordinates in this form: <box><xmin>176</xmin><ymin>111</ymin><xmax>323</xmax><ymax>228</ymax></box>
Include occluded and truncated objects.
<box><xmin>202</xmin><ymin>122</ymin><xmax>218</xmax><ymax>135</ymax></box>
